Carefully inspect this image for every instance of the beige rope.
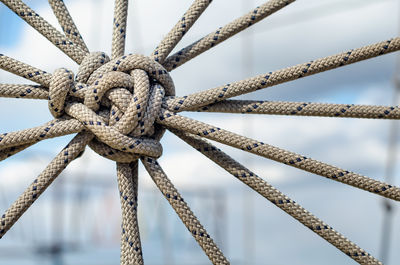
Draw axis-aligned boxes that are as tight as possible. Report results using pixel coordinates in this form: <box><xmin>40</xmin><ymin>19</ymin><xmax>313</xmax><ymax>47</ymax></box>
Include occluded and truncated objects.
<box><xmin>48</xmin><ymin>0</ymin><xmax>89</xmax><ymax>53</ymax></box>
<box><xmin>151</xmin><ymin>0</ymin><xmax>212</xmax><ymax>64</ymax></box>
<box><xmin>0</xmin><ymin>131</ymin><xmax>92</xmax><ymax>238</ymax></box>
<box><xmin>163</xmin><ymin>0</ymin><xmax>296</xmax><ymax>71</ymax></box>
<box><xmin>158</xmin><ymin>109</ymin><xmax>400</xmax><ymax>201</ymax></box>
<box><xmin>172</xmin><ymin>129</ymin><xmax>382</xmax><ymax>265</ymax></box>
<box><xmin>197</xmin><ymin>100</ymin><xmax>400</xmax><ymax>119</ymax></box>
<box><xmin>141</xmin><ymin>157</ymin><xmax>230</xmax><ymax>265</ymax></box>
<box><xmin>0</xmin><ymin>0</ymin><xmax>398</xmax><ymax>264</ymax></box>
<box><xmin>111</xmin><ymin>0</ymin><xmax>129</xmax><ymax>59</ymax></box>
<box><xmin>117</xmin><ymin>161</ymin><xmax>144</xmax><ymax>265</ymax></box>
<box><xmin>164</xmin><ymin>37</ymin><xmax>400</xmax><ymax>112</ymax></box>
<box><xmin>1</xmin><ymin>0</ymin><xmax>87</xmax><ymax>64</ymax></box>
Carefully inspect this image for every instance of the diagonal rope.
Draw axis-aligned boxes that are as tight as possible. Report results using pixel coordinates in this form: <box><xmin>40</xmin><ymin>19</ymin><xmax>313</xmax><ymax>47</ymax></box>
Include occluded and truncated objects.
<box><xmin>197</xmin><ymin>100</ymin><xmax>400</xmax><ymax>119</ymax></box>
<box><xmin>0</xmin><ymin>144</ymin><xmax>32</xmax><ymax>162</ymax></box>
<box><xmin>163</xmin><ymin>0</ymin><xmax>295</xmax><ymax>71</ymax></box>
<box><xmin>141</xmin><ymin>157</ymin><xmax>230</xmax><ymax>265</ymax></box>
<box><xmin>164</xmin><ymin>37</ymin><xmax>400</xmax><ymax>112</ymax></box>
<box><xmin>172</xmin><ymin>129</ymin><xmax>383</xmax><ymax>265</ymax></box>
<box><xmin>0</xmin><ymin>0</ymin><xmax>87</xmax><ymax>64</ymax></box>
<box><xmin>48</xmin><ymin>0</ymin><xmax>89</xmax><ymax>53</ymax></box>
<box><xmin>158</xmin><ymin>109</ymin><xmax>400</xmax><ymax>201</ymax></box>
<box><xmin>117</xmin><ymin>161</ymin><xmax>144</xmax><ymax>265</ymax></box>
<box><xmin>0</xmin><ymin>118</ymin><xmax>83</xmax><ymax>152</ymax></box>
<box><xmin>111</xmin><ymin>0</ymin><xmax>129</xmax><ymax>59</ymax></box>
<box><xmin>0</xmin><ymin>131</ymin><xmax>92</xmax><ymax>238</ymax></box>
<box><xmin>0</xmin><ymin>54</ymin><xmax>51</xmax><ymax>87</ymax></box>
<box><xmin>151</xmin><ymin>0</ymin><xmax>212</xmax><ymax>64</ymax></box>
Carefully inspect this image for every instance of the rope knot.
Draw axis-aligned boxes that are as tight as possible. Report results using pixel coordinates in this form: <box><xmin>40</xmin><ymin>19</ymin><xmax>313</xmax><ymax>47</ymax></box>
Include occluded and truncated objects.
<box><xmin>48</xmin><ymin>52</ymin><xmax>175</xmax><ymax>162</ymax></box>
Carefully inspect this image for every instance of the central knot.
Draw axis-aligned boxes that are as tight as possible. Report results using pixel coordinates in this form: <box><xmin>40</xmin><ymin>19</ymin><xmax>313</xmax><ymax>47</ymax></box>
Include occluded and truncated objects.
<box><xmin>48</xmin><ymin>52</ymin><xmax>175</xmax><ymax>162</ymax></box>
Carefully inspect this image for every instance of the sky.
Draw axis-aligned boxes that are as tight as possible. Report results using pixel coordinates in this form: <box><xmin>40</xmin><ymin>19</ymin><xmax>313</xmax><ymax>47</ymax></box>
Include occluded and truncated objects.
<box><xmin>0</xmin><ymin>0</ymin><xmax>400</xmax><ymax>264</ymax></box>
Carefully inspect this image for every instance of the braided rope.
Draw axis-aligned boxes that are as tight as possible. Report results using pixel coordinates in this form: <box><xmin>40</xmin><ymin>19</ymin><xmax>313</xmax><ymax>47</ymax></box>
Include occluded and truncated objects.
<box><xmin>163</xmin><ymin>0</ymin><xmax>296</xmax><ymax>71</ymax></box>
<box><xmin>117</xmin><ymin>162</ymin><xmax>144</xmax><ymax>265</ymax></box>
<box><xmin>112</xmin><ymin>0</ymin><xmax>129</xmax><ymax>59</ymax></box>
<box><xmin>0</xmin><ymin>0</ymin><xmax>87</xmax><ymax>64</ymax></box>
<box><xmin>0</xmin><ymin>132</ymin><xmax>92</xmax><ymax>238</ymax></box>
<box><xmin>172</xmin><ymin>129</ymin><xmax>382</xmax><ymax>265</ymax></box>
<box><xmin>48</xmin><ymin>0</ymin><xmax>89</xmax><ymax>53</ymax></box>
<box><xmin>151</xmin><ymin>0</ymin><xmax>212</xmax><ymax>64</ymax></box>
<box><xmin>164</xmin><ymin>37</ymin><xmax>400</xmax><ymax>112</ymax></box>
<box><xmin>158</xmin><ymin>109</ymin><xmax>400</xmax><ymax>201</ymax></box>
<box><xmin>197</xmin><ymin>100</ymin><xmax>400</xmax><ymax>119</ymax></box>
<box><xmin>0</xmin><ymin>0</ymin><xmax>398</xmax><ymax>264</ymax></box>
<box><xmin>141</xmin><ymin>157</ymin><xmax>230</xmax><ymax>265</ymax></box>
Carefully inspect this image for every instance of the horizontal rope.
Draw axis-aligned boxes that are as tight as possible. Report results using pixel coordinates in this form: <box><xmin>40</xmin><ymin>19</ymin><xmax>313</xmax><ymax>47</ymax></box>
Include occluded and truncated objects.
<box><xmin>141</xmin><ymin>157</ymin><xmax>230</xmax><ymax>265</ymax></box>
<box><xmin>0</xmin><ymin>131</ymin><xmax>92</xmax><ymax>238</ymax></box>
<box><xmin>172</xmin><ymin>129</ymin><xmax>382</xmax><ymax>265</ymax></box>
<box><xmin>164</xmin><ymin>37</ymin><xmax>400</xmax><ymax>112</ymax></box>
<box><xmin>1</xmin><ymin>0</ymin><xmax>87</xmax><ymax>64</ymax></box>
<box><xmin>151</xmin><ymin>0</ymin><xmax>212</xmax><ymax>64</ymax></box>
<box><xmin>197</xmin><ymin>100</ymin><xmax>400</xmax><ymax>119</ymax></box>
<box><xmin>0</xmin><ymin>84</ymin><xmax>48</xmax><ymax>99</ymax></box>
<box><xmin>163</xmin><ymin>0</ymin><xmax>295</xmax><ymax>71</ymax></box>
<box><xmin>0</xmin><ymin>54</ymin><xmax>51</xmax><ymax>87</ymax></box>
<box><xmin>158</xmin><ymin>109</ymin><xmax>400</xmax><ymax>201</ymax></box>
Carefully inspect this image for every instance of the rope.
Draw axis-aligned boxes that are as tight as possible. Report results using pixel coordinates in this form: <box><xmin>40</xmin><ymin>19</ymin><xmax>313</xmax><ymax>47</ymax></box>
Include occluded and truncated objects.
<box><xmin>48</xmin><ymin>0</ymin><xmax>89</xmax><ymax>53</ymax></box>
<box><xmin>0</xmin><ymin>0</ymin><xmax>87</xmax><ymax>64</ymax></box>
<box><xmin>197</xmin><ymin>100</ymin><xmax>400</xmax><ymax>119</ymax></box>
<box><xmin>141</xmin><ymin>157</ymin><xmax>230</xmax><ymax>265</ymax></box>
<box><xmin>0</xmin><ymin>54</ymin><xmax>51</xmax><ymax>86</ymax></box>
<box><xmin>112</xmin><ymin>0</ymin><xmax>129</xmax><ymax>59</ymax></box>
<box><xmin>1</xmin><ymin>0</ymin><xmax>398</xmax><ymax>264</ymax></box>
<box><xmin>164</xmin><ymin>37</ymin><xmax>400</xmax><ymax>112</ymax></box>
<box><xmin>172</xmin><ymin>129</ymin><xmax>382</xmax><ymax>265</ymax></box>
<box><xmin>163</xmin><ymin>0</ymin><xmax>296</xmax><ymax>71</ymax></box>
<box><xmin>158</xmin><ymin>109</ymin><xmax>400</xmax><ymax>201</ymax></box>
<box><xmin>151</xmin><ymin>0</ymin><xmax>212</xmax><ymax>64</ymax></box>
<box><xmin>0</xmin><ymin>131</ymin><xmax>92</xmax><ymax>238</ymax></box>
<box><xmin>117</xmin><ymin>161</ymin><xmax>144</xmax><ymax>265</ymax></box>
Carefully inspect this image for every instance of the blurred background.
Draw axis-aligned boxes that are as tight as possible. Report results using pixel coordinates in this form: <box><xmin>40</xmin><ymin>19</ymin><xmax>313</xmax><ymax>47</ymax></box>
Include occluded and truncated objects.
<box><xmin>0</xmin><ymin>0</ymin><xmax>400</xmax><ymax>264</ymax></box>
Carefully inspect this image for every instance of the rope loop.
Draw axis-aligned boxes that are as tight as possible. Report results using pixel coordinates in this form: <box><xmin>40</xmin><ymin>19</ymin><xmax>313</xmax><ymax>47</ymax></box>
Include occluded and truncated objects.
<box><xmin>48</xmin><ymin>52</ymin><xmax>175</xmax><ymax>161</ymax></box>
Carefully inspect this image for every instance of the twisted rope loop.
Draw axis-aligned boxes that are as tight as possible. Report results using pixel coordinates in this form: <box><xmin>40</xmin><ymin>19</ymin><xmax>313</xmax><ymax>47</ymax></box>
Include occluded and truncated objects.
<box><xmin>48</xmin><ymin>52</ymin><xmax>175</xmax><ymax>161</ymax></box>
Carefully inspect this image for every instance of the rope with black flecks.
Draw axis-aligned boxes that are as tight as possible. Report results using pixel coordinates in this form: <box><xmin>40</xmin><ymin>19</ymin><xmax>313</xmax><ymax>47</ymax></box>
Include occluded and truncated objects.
<box><xmin>0</xmin><ymin>0</ymin><xmax>399</xmax><ymax>264</ymax></box>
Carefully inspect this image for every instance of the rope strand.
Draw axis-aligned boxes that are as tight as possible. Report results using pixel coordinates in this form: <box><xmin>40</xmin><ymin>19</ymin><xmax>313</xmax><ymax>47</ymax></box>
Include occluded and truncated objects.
<box><xmin>1</xmin><ymin>0</ymin><xmax>87</xmax><ymax>64</ymax></box>
<box><xmin>141</xmin><ymin>157</ymin><xmax>230</xmax><ymax>265</ymax></box>
<box><xmin>158</xmin><ymin>109</ymin><xmax>400</xmax><ymax>201</ymax></box>
<box><xmin>164</xmin><ymin>37</ymin><xmax>400</xmax><ymax>112</ymax></box>
<box><xmin>0</xmin><ymin>132</ymin><xmax>92</xmax><ymax>238</ymax></box>
<box><xmin>197</xmin><ymin>100</ymin><xmax>400</xmax><ymax>119</ymax></box>
<box><xmin>48</xmin><ymin>0</ymin><xmax>89</xmax><ymax>53</ymax></box>
<box><xmin>151</xmin><ymin>0</ymin><xmax>212</xmax><ymax>64</ymax></box>
<box><xmin>173</xmin><ymin>129</ymin><xmax>383</xmax><ymax>265</ymax></box>
<box><xmin>163</xmin><ymin>0</ymin><xmax>295</xmax><ymax>71</ymax></box>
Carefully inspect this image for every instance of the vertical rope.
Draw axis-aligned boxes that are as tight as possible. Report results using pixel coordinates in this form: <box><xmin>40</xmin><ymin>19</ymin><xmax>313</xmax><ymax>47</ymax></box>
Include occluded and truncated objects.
<box><xmin>117</xmin><ymin>161</ymin><xmax>144</xmax><ymax>265</ymax></box>
<box><xmin>111</xmin><ymin>0</ymin><xmax>129</xmax><ymax>59</ymax></box>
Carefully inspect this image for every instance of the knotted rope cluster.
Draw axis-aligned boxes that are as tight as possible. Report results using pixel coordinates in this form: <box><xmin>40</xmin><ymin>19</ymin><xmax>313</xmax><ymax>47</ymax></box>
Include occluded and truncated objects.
<box><xmin>48</xmin><ymin>52</ymin><xmax>175</xmax><ymax>162</ymax></box>
<box><xmin>1</xmin><ymin>0</ymin><xmax>400</xmax><ymax>264</ymax></box>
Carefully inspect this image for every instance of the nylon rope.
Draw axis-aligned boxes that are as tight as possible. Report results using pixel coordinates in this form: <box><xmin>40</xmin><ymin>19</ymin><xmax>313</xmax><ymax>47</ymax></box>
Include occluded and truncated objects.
<box><xmin>0</xmin><ymin>0</ymin><xmax>397</xmax><ymax>264</ymax></box>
